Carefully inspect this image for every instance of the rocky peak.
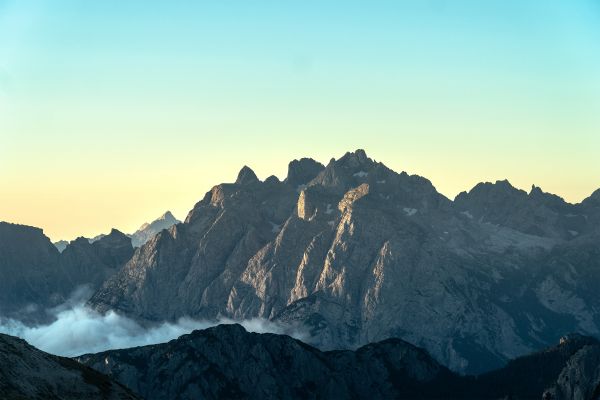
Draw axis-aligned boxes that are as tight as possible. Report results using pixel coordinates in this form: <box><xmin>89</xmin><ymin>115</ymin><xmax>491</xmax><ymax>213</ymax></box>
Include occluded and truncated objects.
<box><xmin>235</xmin><ymin>165</ymin><xmax>259</xmax><ymax>185</ymax></box>
<box><xmin>311</xmin><ymin>150</ymin><xmax>376</xmax><ymax>192</ymax></box>
<box><xmin>159</xmin><ymin>211</ymin><xmax>177</xmax><ymax>222</ymax></box>
<box><xmin>582</xmin><ymin>188</ymin><xmax>600</xmax><ymax>207</ymax></box>
<box><xmin>285</xmin><ymin>157</ymin><xmax>325</xmax><ymax>187</ymax></box>
<box><xmin>337</xmin><ymin>149</ymin><xmax>371</xmax><ymax>168</ymax></box>
<box><xmin>264</xmin><ymin>175</ymin><xmax>281</xmax><ymax>184</ymax></box>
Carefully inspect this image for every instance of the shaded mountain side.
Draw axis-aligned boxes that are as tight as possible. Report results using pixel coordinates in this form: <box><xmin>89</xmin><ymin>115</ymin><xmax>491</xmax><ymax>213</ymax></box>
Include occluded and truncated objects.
<box><xmin>0</xmin><ymin>333</ymin><xmax>138</xmax><ymax>400</ymax></box>
<box><xmin>77</xmin><ymin>324</ymin><xmax>600</xmax><ymax>400</ymax></box>
<box><xmin>0</xmin><ymin>222</ymin><xmax>133</xmax><ymax>322</ymax></box>
<box><xmin>87</xmin><ymin>150</ymin><xmax>600</xmax><ymax>374</ymax></box>
<box><xmin>78</xmin><ymin>323</ymin><xmax>458</xmax><ymax>400</ymax></box>
<box><xmin>0</xmin><ymin>222</ymin><xmax>63</xmax><ymax>319</ymax></box>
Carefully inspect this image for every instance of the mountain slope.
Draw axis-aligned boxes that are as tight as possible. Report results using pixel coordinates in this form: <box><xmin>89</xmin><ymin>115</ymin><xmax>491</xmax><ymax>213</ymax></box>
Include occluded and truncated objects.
<box><xmin>77</xmin><ymin>324</ymin><xmax>600</xmax><ymax>400</ymax></box>
<box><xmin>88</xmin><ymin>150</ymin><xmax>600</xmax><ymax>374</ymax></box>
<box><xmin>0</xmin><ymin>333</ymin><xmax>138</xmax><ymax>400</ymax></box>
<box><xmin>0</xmin><ymin>223</ymin><xmax>133</xmax><ymax>322</ymax></box>
<box><xmin>78</xmin><ymin>323</ymin><xmax>458</xmax><ymax>400</ymax></box>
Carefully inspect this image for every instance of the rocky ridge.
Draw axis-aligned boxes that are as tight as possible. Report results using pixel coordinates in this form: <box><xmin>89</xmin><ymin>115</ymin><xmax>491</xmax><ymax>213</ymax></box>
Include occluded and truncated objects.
<box><xmin>87</xmin><ymin>150</ymin><xmax>600</xmax><ymax>374</ymax></box>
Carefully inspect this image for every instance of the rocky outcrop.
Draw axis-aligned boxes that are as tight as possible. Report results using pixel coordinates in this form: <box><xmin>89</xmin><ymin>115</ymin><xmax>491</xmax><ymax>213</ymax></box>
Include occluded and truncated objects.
<box><xmin>0</xmin><ymin>333</ymin><xmax>138</xmax><ymax>400</ymax></box>
<box><xmin>87</xmin><ymin>150</ymin><xmax>600</xmax><ymax>374</ymax></box>
<box><xmin>543</xmin><ymin>336</ymin><xmax>600</xmax><ymax>400</ymax></box>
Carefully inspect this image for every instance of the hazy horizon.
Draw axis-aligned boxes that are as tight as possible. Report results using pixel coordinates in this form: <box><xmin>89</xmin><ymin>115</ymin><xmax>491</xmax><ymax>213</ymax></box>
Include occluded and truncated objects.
<box><xmin>2</xmin><ymin>1</ymin><xmax>599</xmax><ymax>240</ymax></box>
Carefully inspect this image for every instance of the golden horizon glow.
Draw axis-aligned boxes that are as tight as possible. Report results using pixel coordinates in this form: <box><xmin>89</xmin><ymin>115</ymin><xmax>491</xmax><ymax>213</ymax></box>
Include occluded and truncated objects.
<box><xmin>1</xmin><ymin>1</ymin><xmax>599</xmax><ymax>241</ymax></box>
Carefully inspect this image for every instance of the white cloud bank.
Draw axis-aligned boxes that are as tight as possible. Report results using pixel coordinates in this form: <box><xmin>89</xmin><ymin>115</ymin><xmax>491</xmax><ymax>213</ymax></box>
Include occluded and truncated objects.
<box><xmin>0</xmin><ymin>290</ymin><xmax>308</xmax><ymax>357</ymax></box>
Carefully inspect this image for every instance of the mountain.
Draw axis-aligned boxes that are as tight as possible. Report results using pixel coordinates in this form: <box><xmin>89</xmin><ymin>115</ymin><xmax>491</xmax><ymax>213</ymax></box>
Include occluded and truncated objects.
<box><xmin>77</xmin><ymin>323</ymin><xmax>458</xmax><ymax>400</ymax></box>
<box><xmin>129</xmin><ymin>211</ymin><xmax>180</xmax><ymax>248</ymax></box>
<box><xmin>54</xmin><ymin>239</ymin><xmax>69</xmax><ymax>252</ymax></box>
<box><xmin>88</xmin><ymin>149</ymin><xmax>600</xmax><ymax>374</ymax></box>
<box><xmin>60</xmin><ymin>229</ymin><xmax>135</xmax><ymax>292</ymax></box>
<box><xmin>0</xmin><ymin>333</ymin><xmax>138</xmax><ymax>400</ymax></box>
<box><xmin>77</xmin><ymin>324</ymin><xmax>600</xmax><ymax>400</ymax></box>
<box><xmin>543</xmin><ymin>336</ymin><xmax>600</xmax><ymax>400</ymax></box>
<box><xmin>0</xmin><ymin>222</ymin><xmax>133</xmax><ymax>322</ymax></box>
<box><xmin>0</xmin><ymin>222</ymin><xmax>64</xmax><ymax>320</ymax></box>
<box><xmin>61</xmin><ymin>211</ymin><xmax>180</xmax><ymax>248</ymax></box>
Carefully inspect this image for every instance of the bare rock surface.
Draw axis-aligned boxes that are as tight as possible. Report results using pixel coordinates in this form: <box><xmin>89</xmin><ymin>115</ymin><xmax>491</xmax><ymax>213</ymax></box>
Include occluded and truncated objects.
<box><xmin>87</xmin><ymin>150</ymin><xmax>600</xmax><ymax>374</ymax></box>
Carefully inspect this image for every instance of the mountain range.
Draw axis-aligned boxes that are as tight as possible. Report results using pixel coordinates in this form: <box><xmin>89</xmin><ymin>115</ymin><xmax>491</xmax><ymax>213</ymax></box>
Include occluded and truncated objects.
<box><xmin>89</xmin><ymin>149</ymin><xmax>600</xmax><ymax>374</ymax></box>
<box><xmin>2</xmin><ymin>324</ymin><xmax>599</xmax><ymax>399</ymax></box>
<box><xmin>53</xmin><ymin>211</ymin><xmax>180</xmax><ymax>251</ymax></box>
<box><xmin>1</xmin><ymin>149</ymin><xmax>600</xmax><ymax>379</ymax></box>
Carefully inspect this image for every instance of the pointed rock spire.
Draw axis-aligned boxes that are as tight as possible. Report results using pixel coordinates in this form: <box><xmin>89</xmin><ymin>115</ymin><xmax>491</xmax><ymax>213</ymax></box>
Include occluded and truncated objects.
<box><xmin>235</xmin><ymin>166</ymin><xmax>259</xmax><ymax>185</ymax></box>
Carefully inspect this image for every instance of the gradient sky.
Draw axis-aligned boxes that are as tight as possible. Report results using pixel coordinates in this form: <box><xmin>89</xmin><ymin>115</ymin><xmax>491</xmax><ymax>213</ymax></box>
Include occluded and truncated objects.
<box><xmin>1</xmin><ymin>0</ymin><xmax>599</xmax><ymax>241</ymax></box>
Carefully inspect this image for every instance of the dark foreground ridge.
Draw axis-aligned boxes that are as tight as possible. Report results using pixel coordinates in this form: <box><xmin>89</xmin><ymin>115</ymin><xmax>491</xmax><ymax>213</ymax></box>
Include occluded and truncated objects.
<box><xmin>76</xmin><ymin>324</ymin><xmax>600</xmax><ymax>400</ymax></box>
<box><xmin>0</xmin><ymin>333</ymin><xmax>139</xmax><ymax>400</ymax></box>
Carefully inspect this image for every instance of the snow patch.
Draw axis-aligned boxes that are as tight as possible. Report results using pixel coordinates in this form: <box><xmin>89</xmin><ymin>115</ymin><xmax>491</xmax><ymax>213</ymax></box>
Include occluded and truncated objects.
<box><xmin>403</xmin><ymin>207</ymin><xmax>418</xmax><ymax>217</ymax></box>
<box><xmin>353</xmin><ymin>171</ymin><xmax>368</xmax><ymax>178</ymax></box>
<box><xmin>269</xmin><ymin>222</ymin><xmax>281</xmax><ymax>233</ymax></box>
<box><xmin>460</xmin><ymin>211</ymin><xmax>474</xmax><ymax>219</ymax></box>
<box><xmin>325</xmin><ymin>203</ymin><xmax>333</xmax><ymax>215</ymax></box>
<box><xmin>568</xmin><ymin>230</ymin><xmax>579</xmax><ymax>236</ymax></box>
<box><xmin>376</xmin><ymin>180</ymin><xmax>386</xmax><ymax>184</ymax></box>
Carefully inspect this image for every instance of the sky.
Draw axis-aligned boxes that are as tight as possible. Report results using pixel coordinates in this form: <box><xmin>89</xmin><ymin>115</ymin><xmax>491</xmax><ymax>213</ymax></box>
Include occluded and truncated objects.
<box><xmin>1</xmin><ymin>0</ymin><xmax>599</xmax><ymax>241</ymax></box>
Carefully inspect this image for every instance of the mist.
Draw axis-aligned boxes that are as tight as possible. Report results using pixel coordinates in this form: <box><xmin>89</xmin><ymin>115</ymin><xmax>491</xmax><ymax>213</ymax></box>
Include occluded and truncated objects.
<box><xmin>0</xmin><ymin>290</ymin><xmax>308</xmax><ymax>357</ymax></box>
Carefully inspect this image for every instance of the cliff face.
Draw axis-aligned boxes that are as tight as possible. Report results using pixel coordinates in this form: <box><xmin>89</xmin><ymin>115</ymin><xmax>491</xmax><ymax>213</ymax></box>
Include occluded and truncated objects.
<box><xmin>87</xmin><ymin>150</ymin><xmax>600</xmax><ymax>374</ymax></box>
<box><xmin>0</xmin><ymin>333</ymin><xmax>138</xmax><ymax>400</ymax></box>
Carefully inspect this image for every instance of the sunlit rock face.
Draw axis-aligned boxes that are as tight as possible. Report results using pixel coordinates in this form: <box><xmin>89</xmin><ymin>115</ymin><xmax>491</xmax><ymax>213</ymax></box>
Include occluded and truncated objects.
<box><xmin>85</xmin><ymin>149</ymin><xmax>600</xmax><ymax>374</ymax></box>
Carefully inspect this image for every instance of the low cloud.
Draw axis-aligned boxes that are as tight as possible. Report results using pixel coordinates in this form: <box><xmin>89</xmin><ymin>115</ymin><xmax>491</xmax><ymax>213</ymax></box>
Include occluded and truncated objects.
<box><xmin>0</xmin><ymin>289</ymin><xmax>308</xmax><ymax>357</ymax></box>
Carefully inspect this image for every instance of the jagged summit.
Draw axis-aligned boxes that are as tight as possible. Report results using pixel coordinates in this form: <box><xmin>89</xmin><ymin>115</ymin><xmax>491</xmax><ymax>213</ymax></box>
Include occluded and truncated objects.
<box><xmin>337</xmin><ymin>148</ymin><xmax>371</xmax><ymax>167</ymax></box>
<box><xmin>3</xmin><ymin>149</ymin><xmax>595</xmax><ymax>376</ymax></box>
<box><xmin>285</xmin><ymin>157</ymin><xmax>324</xmax><ymax>187</ymax></box>
<box><xmin>235</xmin><ymin>165</ymin><xmax>260</xmax><ymax>185</ymax></box>
<box><xmin>130</xmin><ymin>211</ymin><xmax>181</xmax><ymax>247</ymax></box>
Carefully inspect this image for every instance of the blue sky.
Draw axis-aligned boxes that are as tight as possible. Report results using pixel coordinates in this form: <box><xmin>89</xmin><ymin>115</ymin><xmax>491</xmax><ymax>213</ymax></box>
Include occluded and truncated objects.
<box><xmin>1</xmin><ymin>0</ymin><xmax>599</xmax><ymax>240</ymax></box>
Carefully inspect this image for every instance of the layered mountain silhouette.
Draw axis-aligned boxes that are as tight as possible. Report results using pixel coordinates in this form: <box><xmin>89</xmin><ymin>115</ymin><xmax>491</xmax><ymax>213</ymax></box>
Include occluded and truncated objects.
<box><xmin>2</xmin><ymin>149</ymin><xmax>600</xmax><ymax>376</ymax></box>
<box><xmin>54</xmin><ymin>211</ymin><xmax>180</xmax><ymax>250</ymax></box>
<box><xmin>2</xmin><ymin>323</ymin><xmax>599</xmax><ymax>400</ymax></box>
